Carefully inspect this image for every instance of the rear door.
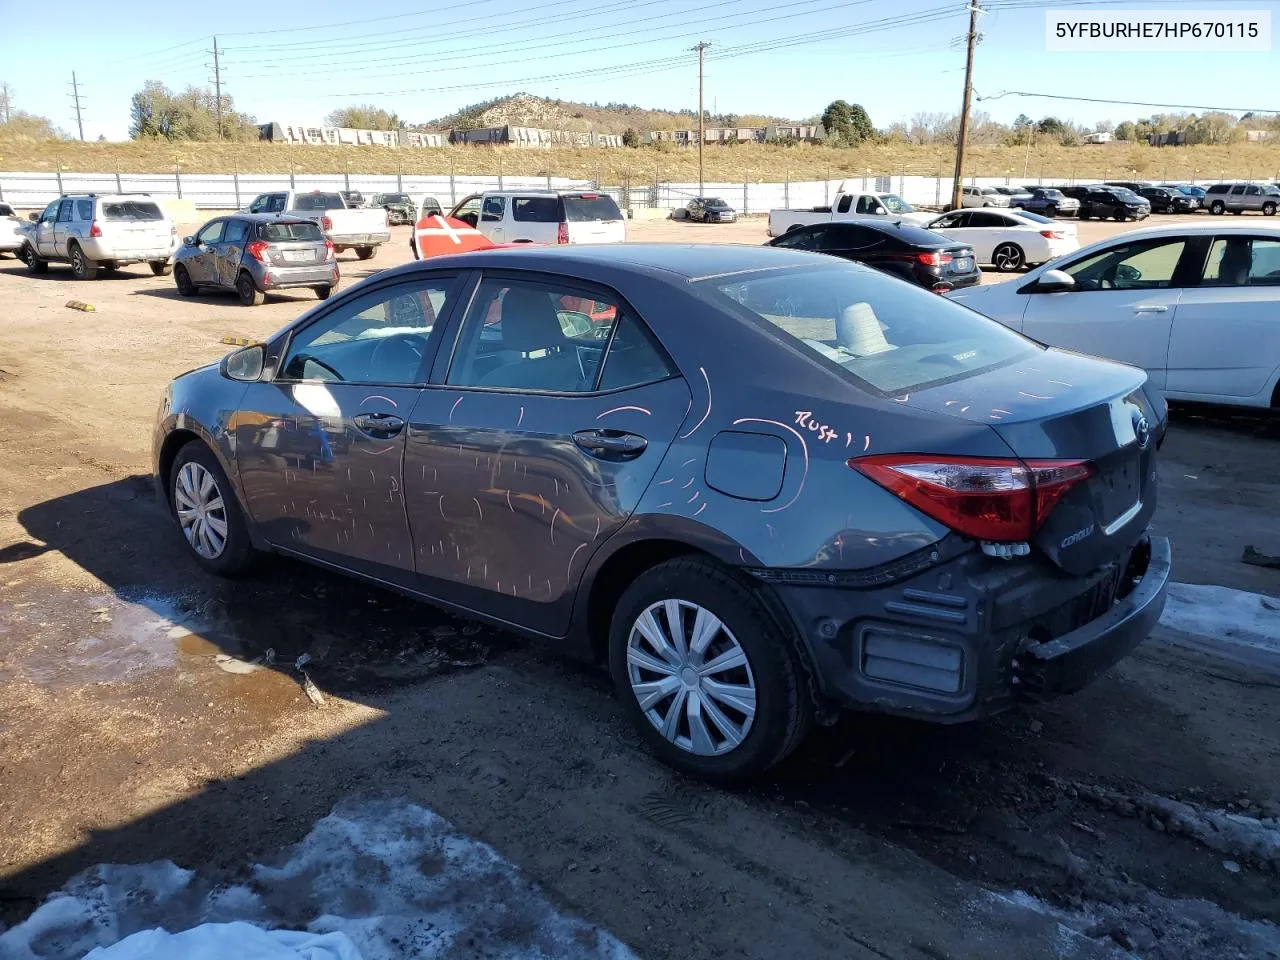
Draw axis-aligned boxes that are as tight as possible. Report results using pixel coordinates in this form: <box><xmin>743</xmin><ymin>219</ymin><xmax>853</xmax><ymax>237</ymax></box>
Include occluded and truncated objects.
<box><xmin>564</xmin><ymin>194</ymin><xmax>625</xmax><ymax>243</ymax></box>
<box><xmin>52</xmin><ymin>198</ymin><xmax>76</xmax><ymax>257</ymax></box>
<box><xmin>1019</xmin><ymin>234</ymin><xmax>1194</xmax><ymax>387</ymax></box>
<box><xmin>212</xmin><ymin>217</ymin><xmax>249</xmax><ymax>287</ymax></box>
<box><xmin>402</xmin><ymin>272</ymin><xmax>689</xmax><ymax>636</ymax></box>
<box><xmin>1166</xmin><ymin>234</ymin><xmax>1280</xmax><ymax>400</ymax></box>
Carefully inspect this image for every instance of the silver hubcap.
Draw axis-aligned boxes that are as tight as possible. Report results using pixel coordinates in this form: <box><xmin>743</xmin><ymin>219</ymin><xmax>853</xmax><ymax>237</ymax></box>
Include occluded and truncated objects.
<box><xmin>174</xmin><ymin>462</ymin><xmax>228</xmax><ymax>559</ymax></box>
<box><xmin>626</xmin><ymin>599</ymin><xmax>756</xmax><ymax>756</ymax></box>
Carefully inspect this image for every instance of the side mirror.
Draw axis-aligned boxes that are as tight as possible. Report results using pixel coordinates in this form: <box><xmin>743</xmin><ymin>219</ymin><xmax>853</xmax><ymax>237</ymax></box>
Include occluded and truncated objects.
<box><xmin>184</xmin><ymin>236</ymin><xmax>197</xmax><ymax>246</ymax></box>
<box><xmin>221</xmin><ymin>344</ymin><xmax>265</xmax><ymax>382</ymax></box>
<box><xmin>28</xmin><ymin>211</ymin><xmax>39</xmax><ymax>222</ymax></box>
<box><xmin>1033</xmin><ymin>269</ymin><xmax>1076</xmax><ymax>292</ymax></box>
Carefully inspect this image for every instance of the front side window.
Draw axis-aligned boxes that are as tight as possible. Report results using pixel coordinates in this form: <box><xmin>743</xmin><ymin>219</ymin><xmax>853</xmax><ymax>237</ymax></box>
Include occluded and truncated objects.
<box><xmin>1201</xmin><ymin>237</ymin><xmax>1280</xmax><ymax>287</ymax></box>
<box><xmin>481</xmin><ymin>196</ymin><xmax>506</xmax><ymax>222</ymax></box>
<box><xmin>710</xmin><ymin>265</ymin><xmax>1036</xmax><ymax>395</ymax></box>
<box><xmin>1061</xmin><ymin>238</ymin><xmax>1187</xmax><ymax>290</ymax></box>
<box><xmin>446</xmin><ymin>278</ymin><xmax>622</xmax><ymax>393</ymax></box>
<box><xmin>855</xmin><ymin>196</ymin><xmax>883</xmax><ymax>215</ymax></box>
<box><xmin>931</xmin><ymin>212</ymin><xmax>969</xmax><ymax>229</ymax></box>
<box><xmin>39</xmin><ymin>200</ymin><xmax>59</xmax><ymax>222</ymax></box>
<box><xmin>197</xmin><ymin>221</ymin><xmax>224</xmax><ymax>245</ymax></box>
<box><xmin>56</xmin><ymin>200</ymin><xmax>74</xmax><ymax>222</ymax></box>
<box><xmin>281</xmin><ymin>278</ymin><xmax>457</xmax><ymax>385</ymax></box>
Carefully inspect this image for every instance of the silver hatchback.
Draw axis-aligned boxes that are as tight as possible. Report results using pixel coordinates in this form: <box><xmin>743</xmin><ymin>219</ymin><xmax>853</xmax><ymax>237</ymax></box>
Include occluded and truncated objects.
<box><xmin>174</xmin><ymin>214</ymin><xmax>339</xmax><ymax>306</ymax></box>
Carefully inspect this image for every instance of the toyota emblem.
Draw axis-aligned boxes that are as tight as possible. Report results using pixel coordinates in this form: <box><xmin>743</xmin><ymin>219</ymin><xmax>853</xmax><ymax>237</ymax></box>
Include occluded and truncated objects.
<box><xmin>1133</xmin><ymin>415</ymin><xmax>1152</xmax><ymax>450</ymax></box>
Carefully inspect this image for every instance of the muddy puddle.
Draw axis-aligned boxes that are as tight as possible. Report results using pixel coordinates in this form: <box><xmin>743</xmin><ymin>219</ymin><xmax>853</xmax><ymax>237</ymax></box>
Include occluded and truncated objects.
<box><xmin>0</xmin><ymin>562</ymin><xmax>516</xmax><ymax>696</ymax></box>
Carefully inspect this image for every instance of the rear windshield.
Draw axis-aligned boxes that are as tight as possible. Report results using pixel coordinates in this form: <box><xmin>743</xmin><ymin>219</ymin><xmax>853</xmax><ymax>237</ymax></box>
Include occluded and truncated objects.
<box><xmin>101</xmin><ymin>201</ymin><xmax>163</xmax><ymax>221</ymax></box>
<box><xmin>706</xmin><ymin>265</ymin><xmax>1036</xmax><ymax>396</ymax></box>
<box><xmin>294</xmin><ymin>193</ymin><xmax>344</xmax><ymax>211</ymax></box>
<box><xmin>260</xmin><ymin>221</ymin><xmax>324</xmax><ymax>242</ymax></box>
<box><xmin>1015</xmin><ymin>210</ymin><xmax>1054</xmax><ymax>224</ymax></box>
<box><xmin>512</xmin><ymin>197</ymin><xmax>562</xmax><ymax>222</ymax></box>
<box><xmin>564</xmin><ymin>195</ymin><xmax>623</xmax><ymax>222</ymax></box>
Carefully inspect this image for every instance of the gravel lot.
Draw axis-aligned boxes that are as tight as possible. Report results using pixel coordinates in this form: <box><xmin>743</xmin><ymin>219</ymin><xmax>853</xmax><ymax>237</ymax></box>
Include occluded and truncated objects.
<box><xmin>1</xmin><ymin>214</ymin><xmax>1278</xmax><ymax>959</ymax></box>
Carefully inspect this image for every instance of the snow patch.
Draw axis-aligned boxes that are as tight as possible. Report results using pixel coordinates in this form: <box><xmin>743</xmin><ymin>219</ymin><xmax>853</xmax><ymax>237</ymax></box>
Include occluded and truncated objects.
<box><xmin>0</xmin><ymin>799</ymin><xmax>634</xmax><ymax>960</ymax></box>
<box><xmin>1158</xmin><ymin>583</ymin><xmax>1280</xmax><ymax>656</ymax></box>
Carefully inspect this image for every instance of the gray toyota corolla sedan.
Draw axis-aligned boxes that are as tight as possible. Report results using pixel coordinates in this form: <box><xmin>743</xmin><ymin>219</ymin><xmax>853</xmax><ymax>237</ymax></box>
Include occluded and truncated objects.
<box><xmin>153</xmin><ymin>244</ymin><xmax>1171</xmax><ymax>781</ymax></box>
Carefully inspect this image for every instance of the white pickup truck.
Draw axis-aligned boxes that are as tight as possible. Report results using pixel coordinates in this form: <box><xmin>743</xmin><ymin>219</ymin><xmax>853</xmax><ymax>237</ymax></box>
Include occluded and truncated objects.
<box><xmin>244</xmin><ymin>189</ymin><xmax>391</xmax><ymax>260</ymax></box>
<box><xmin>767</xmin><ymin>183</ymin><xmax>932</xmax><ymax>237</ymax></box>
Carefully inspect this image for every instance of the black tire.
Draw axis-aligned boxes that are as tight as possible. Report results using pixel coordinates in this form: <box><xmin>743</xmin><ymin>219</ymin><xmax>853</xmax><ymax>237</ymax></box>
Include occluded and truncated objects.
<box><xmin>1045</xmin><ymin>204</ymin><xmax>1058</xmax><ymax>218</ymax></box>
<box><xmin>356</xmin><ymin>245</ymin><xmax>376</xmax><ymax>260</ymax></box>
<box><xmin>993</xmin><ymin>242</ymin><xmax>1026</xmax><ymax>273</ymax></box>
<box><xmin>1264</xmin><ymin>202</ymin><xmax>1277</xmax><ymax>217</ymax></box>
<box><xmin>1210</xmin><ymin>200</ymin><xmax>1226</xmax><ymax>215</ymax></box>
<box><xmin>315</xmin><ymin>285</ymin><xmax>333</xmax><ymax>300</ymax></box>
<box><xmin>150</xmin><ymin>260</ymin><xmax>173</xmax><ymax>277</ymax></box>
<box><xmin>174</xmin><ymin>264</ymin><xmax>197</xmax><ymax>297</ymax></box>
<box><xmin>1113</xmin><ymin>210</ymin><xmax>1126</xmax><ymax>222</ymax></box>
<box><xmin>607</xmin><ymin>557</ymin><xmax>812</xmax><ymax>782</ymax></box>
<box><xmin>22</xmin><ymin>244</ymin><xmax>48</xmax><ymax>274</ymax></box>
<box><xmin>169</xmin><ymin>440</ymin><xmax>254</xmax><ymax>577</ymax></box>
<box><xmin>69</xmin><ymin>243</ymin><xmax>98</xmax><ymax>280</ymax></box>
<box><xmin>237</xmin><ymin>272</ymin><xmax>265</xmax><ymax>306</ymax></box>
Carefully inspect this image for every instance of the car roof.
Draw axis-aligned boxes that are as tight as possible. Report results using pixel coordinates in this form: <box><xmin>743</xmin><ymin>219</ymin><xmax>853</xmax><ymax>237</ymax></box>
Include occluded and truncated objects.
<box><xmin>380</xmin><ymin>242</ymin><xmax>824</xmax><ymax>282</ymax></box>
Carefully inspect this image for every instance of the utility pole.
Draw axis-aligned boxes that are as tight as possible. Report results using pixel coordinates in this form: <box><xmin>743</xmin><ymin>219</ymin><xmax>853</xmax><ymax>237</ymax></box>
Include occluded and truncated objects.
<box><xmin>950</xmin><ymin>2</ymin><xmax>982</xmax><ymax>211</ymax></box>
<box><xmin>69</xmin><ymin>72</ymin><xmax>85</xmax><ymax>141</ymax></box>
<box><xmin>0</xmin><ymin>82</ymin><xmax>11</xmax><ymax>124</ymax></box>
<box><xmin>692</xmin><ymin>41</ymin><xmax>711</xmax><ymax>197</ymax></box>
<box><xmin>212</xmin><ymin>36</ymin><xmax>224</xmax><ymax>140</ymax></box>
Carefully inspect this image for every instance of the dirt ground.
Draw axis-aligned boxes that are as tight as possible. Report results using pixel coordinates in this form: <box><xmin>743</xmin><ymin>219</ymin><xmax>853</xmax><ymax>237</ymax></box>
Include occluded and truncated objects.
<box><xmin>1</xmin><ymin>215</ymin><xmax>1278</xmax><ymax>959</ymax></box>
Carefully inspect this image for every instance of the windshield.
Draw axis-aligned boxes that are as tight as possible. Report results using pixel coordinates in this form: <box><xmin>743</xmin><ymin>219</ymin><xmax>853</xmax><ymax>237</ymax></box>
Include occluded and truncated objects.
<box><xmin>564</xmin><ymin>195</ymin><xmax>623</xmax><ymax>222</ymax></box>
<box><xmin>377</xmin><ymin>194</ymin><xmax>411</xmax><ymax>204</ymax></box>
<box><xmin>295</xmin><ymin>193</ymin><xmax>344</xmax><ymax>211</ymax></box>
<box><xmin>879</xmin><ymin>194</ymin><xmax>915</xmax><ymax>214</ymax></box>
<box><xmin>101</xmin><ymin>201</ymin><xmax>164</xmax><ymax>221</ymax></box>
<box><xmin>706</xmin><ymin>265</ymin><xmax>1036</xmax><ymax>395</ymax></box>
<box><xmin>260</xmin><ymin>221</ymin><xmax>324</xmax><ymax>242</ymax></box>
<box><xmin>706</xmin><ymin>198</ymin><xmax>729</xmax><ymax>208</ymax></box>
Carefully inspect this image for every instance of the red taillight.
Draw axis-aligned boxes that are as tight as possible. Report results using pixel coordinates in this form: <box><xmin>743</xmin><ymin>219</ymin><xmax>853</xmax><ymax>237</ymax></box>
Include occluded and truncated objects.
<box><xmin>89</xmin><ymin>222</ymin><xmax>102</xmax><ymax>238</ymax></box>
<box><xmin>849</xmin><ymin>455</ymin><xmax>1093</xmax><ymax>543</ymax></box>
<box><xmin>321</xmin><ymin>215</ymin><xmax>333</xmax><ymax>231</ymax></box>
<box><xmin>245</xmin><ymin>240</ymin><xmax>270</xmax><ymax>263</ymax></box>
<box><xmin>556</xmin><ymin>222</ymin><xmax>569</xmax><ymax>244</ymax></box>
<box><xmin>1040</xmin><ymin>229</ymin><xmax>1066</xmax><ymax>239</ymax></box>
<box><xmin>578</xmin><ymin>193</ymin><xmax>599</xmax><ymax>199</ymax></box>
<box><xmin>324</xmin><ymin>239</ymin><xmax>335</xmax><ymax>259</ymax></box>
<box><xmin>917</xmin><ymin>250</ymin><xmax>953</xmax><ymax>266</ymax></box>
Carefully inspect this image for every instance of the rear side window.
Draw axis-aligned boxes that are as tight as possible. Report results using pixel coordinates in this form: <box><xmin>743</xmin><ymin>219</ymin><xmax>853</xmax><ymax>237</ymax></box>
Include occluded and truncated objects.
<box><xmin>1206</xmin><ymin>184</ymin><xmax>1230</xmax><ymax>194</ymax></box>
<box><xmin>75</xmin><ymin>199</ymin><xmax>93</xmax><ymax>220</ymax></box>
<box><xmin>260</xmin><ymin>221</ymin><xmax>324</xmax><ymax>242</ymax></box>
<box><xmin>294</xmin><ymin>193</ymin><xmax>343</xmax><ymax>211</ymax></box>
<box><xmin>101</xmin><ymin>201</ymin><xmax>163</xmax><ymax>221</ymax></box>
<box><xmin>223</xmin><ymin>220</ymin><xmax>249</xmax><ymax>243</ymax></box>
<box><xmin>709</xmin><ymin>265</ymin><xmax>1035</xmax><ymax>396</ymax></box>
<box><xmin>512</xmin><ymin>197</ymin><xmax>561</xmax><ymax>222</ymax></box>
<box><xmin>564</xmin><ymin>195</ymin><xmax>622</xmax><ymax>222</ymax></box>
<box><xmin>598</xmin><ymin>313</ymin><xmax>675</xmax><ymax>391</ymax></box>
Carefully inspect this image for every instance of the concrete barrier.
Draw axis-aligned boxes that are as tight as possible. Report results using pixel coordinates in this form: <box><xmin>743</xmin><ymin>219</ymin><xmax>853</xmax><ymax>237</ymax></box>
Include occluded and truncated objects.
<box><xmin>628</xmin><ymin>208</ymin><xmax>674</xmax><ymax>222</ymax></box>
<box><xmin>156</xmin><ymin>198</ymin><xmax>199</xmax><ymax>223</ymax></box>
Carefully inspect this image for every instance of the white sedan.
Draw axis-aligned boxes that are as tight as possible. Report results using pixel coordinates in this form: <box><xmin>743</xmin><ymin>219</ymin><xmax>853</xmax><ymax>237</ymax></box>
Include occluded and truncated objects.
<box><xmin>0</xmin><ymin>202</ymin><xmax>26</xmax><ymax>256</ymax></box>
<box><xmin>925</xmin><ymin>209</ymin><xmax>1079</xmax><ymax>272</ymax></box>
<box><xmin>947</xmin><ymin>222</ymin><xmax>1280</xmax><ymax>409</ymax></box>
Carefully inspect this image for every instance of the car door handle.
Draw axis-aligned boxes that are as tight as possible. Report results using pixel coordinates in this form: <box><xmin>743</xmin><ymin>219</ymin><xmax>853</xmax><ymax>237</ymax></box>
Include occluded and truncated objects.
<box><xmin>573</xmin><ymin>429</ymin><xmax>648</xmax><ymax>459</ymax></box>
<box><xmin>1133</xmin><ymin>304</ymin><xmax>1169</xmax><ymax>314</ymax></box>
<box><xmin>352</xmin><ymin>412</ymin><xmax>405</xmax><ymax>438</ymax></box>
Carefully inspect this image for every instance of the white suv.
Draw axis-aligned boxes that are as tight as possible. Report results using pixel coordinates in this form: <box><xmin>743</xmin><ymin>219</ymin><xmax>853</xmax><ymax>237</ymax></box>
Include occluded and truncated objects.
<box><xmin>21</xmin><ymin>193</ymin><xmax>178</xmax><ymax>279</ymax></box>
<box><xmin>448</xmin><ymin>191</ymin><xmax>626</xmax><ymax>245</ymax></box>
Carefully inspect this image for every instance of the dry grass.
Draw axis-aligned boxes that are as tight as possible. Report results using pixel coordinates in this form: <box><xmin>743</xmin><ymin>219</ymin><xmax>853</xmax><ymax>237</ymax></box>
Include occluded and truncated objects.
<box><xmin>3</xmin><ymin>137</ymin><xmax>1280</xmax><ymax>183</ymax></box>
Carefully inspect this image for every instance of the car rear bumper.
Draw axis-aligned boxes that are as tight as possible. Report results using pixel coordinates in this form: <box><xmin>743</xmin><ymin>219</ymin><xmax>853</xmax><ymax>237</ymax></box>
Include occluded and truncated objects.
<box><xmin>81</xmin><ymin>239</ymin><xmax>176</xmax><ymax>262</ymax></box>
<box><xmin>757</xmin><ymin>534</ymin><xmax>1170</xmax><ymax>723</ymax></box>
<box><xmin>259</xmin><ymin>263</ymin><xmax>339</xmax><ymax>290</ymax></box>
<box><xmin>330</xmin><ymin>233</ymin><xmax>391</xmax><ymax>246</ymax></box>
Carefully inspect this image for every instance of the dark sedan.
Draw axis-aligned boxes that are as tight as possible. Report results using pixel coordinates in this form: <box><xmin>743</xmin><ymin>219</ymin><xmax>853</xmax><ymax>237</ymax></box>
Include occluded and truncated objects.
<box><xmin>153</xmin><ymin>244</ymin><xmax>1170</xmax><ymax>781</ymax></box>
<box><xmin>767</xmin><ymin>219</ymin><xmax>980</xmax><ymax>291</ymax></box>
<box><xmin>1137</xmin><ymin>186</ymin><xmax>1197</xmax><ymax>214</ymax></box>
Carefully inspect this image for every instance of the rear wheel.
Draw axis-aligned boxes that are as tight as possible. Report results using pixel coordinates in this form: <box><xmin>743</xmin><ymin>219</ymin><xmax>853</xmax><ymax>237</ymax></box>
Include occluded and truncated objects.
<box><xmin>608</xmin><ymin>557</ymin><xmax>812</xmax><ymax>782</ymax></box>
<box><xmin>169</xmin><ymin>441</ymin><xmax>254</xmax><ymax>577</ymax></box>
<box><xmin>236</xmin><ymin>272</ymin><xmax>265</xmax><ymax>306</ymax></box>
<box><xmin>355</xmin><ymin>245</ymin><xmax>376</xmax><ymax>260</ymax></box>
<box><xmin>150</xmin><ymin>260</ymin><xmax>172</xmax><ymax>277</ymax></box>
<box><xmin>993</xmin><ymin>242</ymin><xmax>1025</xmax><ymax>272</ymax></box>
<box><xmin>315</xmin><ymin>285</ymin><xmax>333</xmax><ymax>300</ymax></box>
<box><xmin>69</xmin><ymin>243</ymin><xmax>98</xmax><ymax>280</ymax></box>
<box><xmin>174</xmin><ymin>264</ymin><xmax>196</xmax><ymax>297</ymax></box>
<box><xmin>1210</xmin><ymin>200</ymin><xmax>1226</xmax><ymax>215</ymax></box>
<box><xmin>22</xmin><ymin>244</ymin><xmax>48</xmax><ymax>274</ymax></box>
<box><xmin>1045</xmin><ymin>204</ymin><xmax>1058</xmax><ymax>218</ymax></box>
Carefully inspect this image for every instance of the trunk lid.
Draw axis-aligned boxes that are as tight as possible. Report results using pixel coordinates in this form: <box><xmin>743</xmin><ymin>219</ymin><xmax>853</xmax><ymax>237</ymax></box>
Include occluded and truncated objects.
<box><xmin>902</xmin><ymin>349</ymin><xmax>1161</xmax><ymax>576</ymax></box>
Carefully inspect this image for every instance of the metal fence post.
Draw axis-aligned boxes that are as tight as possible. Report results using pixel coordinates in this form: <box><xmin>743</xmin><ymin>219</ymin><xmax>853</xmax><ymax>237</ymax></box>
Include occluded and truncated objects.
<box><xmin>546</xmin><ymin>165</ymin><xmax>552</xmax><ymax>190</ymax></box>
<box><xmin>449</xmin><ymin>156</ymin><xmax>456</xmax><ymax>205</ymax></box>
<box><xmin>289</xmin><ymin>159</ymin><xmax>296</xmax><ymax>189</ymax></box>
<box><xmin>174</xmin><ymin>168</ymin><xmax>182</xmax><ymax>199</ymax></box>
<box><xmin>233</xmin><ymin>163</ymin><xmax>241</xmax><ymax>209</ymax></box>
<box><xmin>56</xmin><ymin>167</ymin><xmax>64</xmax><ymax>195</ymax></box>
<box><xmin>115</xmin><ymin>165</ymin><xmax>123</xmax><ymax>193</ymax></box>
<box><xmin>498</xmin><ymin>154</ymin><xmax>504</xmax><ymax>191</ymax></box>
<box><xmin>396</xmin><ymin>163</ymin><xmax>402</xmax><ymax>192</ymax></box>
<box><xmin>784</xmin><ymin>171</ymin><xmax>789</xmax><ymax>209</ymax></box>
<box><xmin>743</xmin><ymin>181</ymin><xmax>748</xmax><ymax>215</ymax></box>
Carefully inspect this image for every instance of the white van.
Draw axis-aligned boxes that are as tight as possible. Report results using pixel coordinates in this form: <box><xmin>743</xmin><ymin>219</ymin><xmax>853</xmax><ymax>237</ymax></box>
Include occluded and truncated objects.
<box><xmin>448</xmin><ymin>191</ymin><xmax>626</xmax><ymax>245</ymax></box>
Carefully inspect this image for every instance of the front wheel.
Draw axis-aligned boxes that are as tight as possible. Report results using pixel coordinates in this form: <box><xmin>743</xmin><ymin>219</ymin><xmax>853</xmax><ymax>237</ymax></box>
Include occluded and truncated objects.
<box><xmin>69</xmin><ymin>243</ymin><xmax>98</xmax><ymax>280</ymax></box>
<box><xmin>608</xmin><ymin>557</ymin><xmax>812</xmax><ymax>782</ymax></box>
<box><xmin>355</xmin><ymin>245</ymin><xmax>376</xmax><ymax>260</ymax></box>
<box><xmin>237</xmin><ymin>273</ymin><xmax>265</xmax><ymax>306</ymax></box>
<box><xmin>169</xmin><ymin>441</ymin><xmax>254</xmax><ymax>577</ymax></box>
<box><xmin>22</xmin><ymin>244</ymin><xmax>48</xmax><ymax>274</ymax></box>
<box><xmin>174</xmin><ymin>264</ymin><xmax>196</xmax><ymax>297</ymax></box>
<box><xmin>150</xmin><ymin>260</ymin><xmax>172</xmax><ymax>277</ymax></box>
<box><xmin>993</xmin><ymin>242</ymin><xmax>1026</xmax><ymax>272</ymax></box>
<box><xmin>1114</xmin><ymin>210</ymin><xmax>1127</xmax><ymax>222</ymax></box>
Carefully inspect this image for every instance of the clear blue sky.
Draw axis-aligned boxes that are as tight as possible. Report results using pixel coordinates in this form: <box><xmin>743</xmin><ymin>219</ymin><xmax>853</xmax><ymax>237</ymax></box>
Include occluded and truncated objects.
<box><xmin>1</xmin><ymin>0</ymin><xmax>1276</xmax><ymax>141</ymax></box>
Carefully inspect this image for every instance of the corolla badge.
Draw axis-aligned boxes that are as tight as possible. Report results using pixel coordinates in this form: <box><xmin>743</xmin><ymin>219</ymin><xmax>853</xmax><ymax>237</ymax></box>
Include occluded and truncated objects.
<box><xmin>1133</xmin><ymin>414</ymin><xmax>1152</xmax><ymax>451</ymax></box>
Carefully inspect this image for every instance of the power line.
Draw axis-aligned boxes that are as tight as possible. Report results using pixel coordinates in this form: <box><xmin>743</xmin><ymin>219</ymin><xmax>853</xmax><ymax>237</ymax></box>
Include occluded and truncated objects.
<box><xmin>68</xmin><ymin>71</ymin><xmax>86</xmax><ymax>141</ymax></box>
<box><xmin>977</xmin><ymin>90</ymin><xmax>1278</xmax><ymax>114</ymax></box>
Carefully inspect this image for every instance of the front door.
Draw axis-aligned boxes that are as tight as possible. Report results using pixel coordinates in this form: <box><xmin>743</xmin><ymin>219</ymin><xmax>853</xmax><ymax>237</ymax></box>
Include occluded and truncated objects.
<box><xmin>186</xmin><ymin>220</ymin><xmax>225</xmax><ymax>284</ymax></box>
<box><xmin>480</xmin><ymin>195</ymin><xmax>506</xmax><ymax>243</ymax></box>
<box><xmin>34</xmin><ymin>200</ymin><xmax>60</xmax><ymax>257</ymax></box>
<box><xmin>1020</xmin><ymin>234</ymin><xmax>1192</xmax><ymax>388</ymax></box>
<box><xmin>233</xmin><ymin>274</ymin><xmax>465</xmax><ymax>576</ymax></box>
<box><xmin>1167</xmin><ymin>235</ymin><xmax>1280</xmax><ymax>400</ymax></box>
<box><xmin>212</xmin><ymin>217</ymin><xmax>250</xmax><ymax>287</ymax></box>
<box><xmin>402</xmin><ymin>274</ymin><xmax>689</xmax><ymax>635</ymax></box>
